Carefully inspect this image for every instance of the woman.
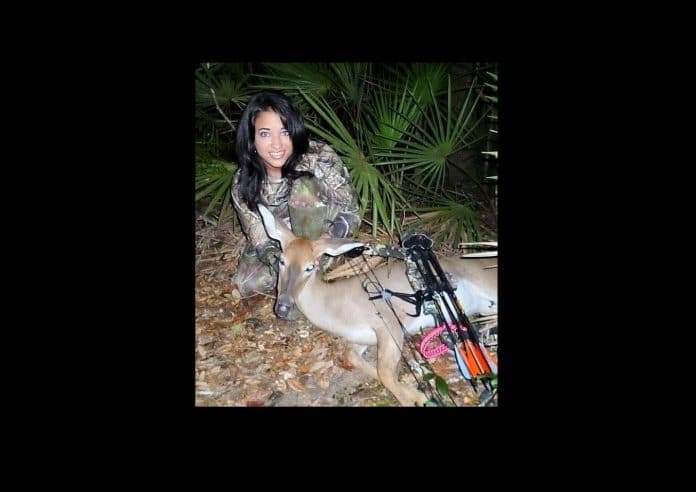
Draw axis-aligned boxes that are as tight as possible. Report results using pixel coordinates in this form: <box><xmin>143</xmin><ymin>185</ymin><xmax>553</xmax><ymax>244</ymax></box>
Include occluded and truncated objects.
<box><xmin>231</xmin><ymin>92</ymin><xmax>361</xmax><ymax>301</ymax></box>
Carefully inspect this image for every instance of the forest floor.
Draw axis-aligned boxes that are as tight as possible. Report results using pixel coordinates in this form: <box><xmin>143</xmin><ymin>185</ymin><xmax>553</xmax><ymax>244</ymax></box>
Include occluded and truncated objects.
<box><xmin>194</xmin><ymin>219</ymin><xmax>498</xmax><ymax>407</ymax></box>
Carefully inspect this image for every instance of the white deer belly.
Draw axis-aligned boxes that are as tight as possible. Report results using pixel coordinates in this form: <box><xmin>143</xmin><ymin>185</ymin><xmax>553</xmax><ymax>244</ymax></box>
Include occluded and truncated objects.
<box><xmin>298</xmin><ymin>301</ymin><xmax>378</xmax><ymax>345</ymax></box>
<box><xmin>402</xmin><ymin>279</ymin><xmax>497</xmax><ymax>335</ymax></box>
<box><xmin>456</xmin><ymin>279</ymin><xmax>497</xmax><ymax>316</ymax></box>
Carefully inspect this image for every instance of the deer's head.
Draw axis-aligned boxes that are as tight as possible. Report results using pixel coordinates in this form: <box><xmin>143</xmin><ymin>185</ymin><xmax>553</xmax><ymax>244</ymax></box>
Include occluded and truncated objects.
<box><xmin>258</xmin><ymin>204</ymin><xmax>364</xmax><ymax>319</ymax></box>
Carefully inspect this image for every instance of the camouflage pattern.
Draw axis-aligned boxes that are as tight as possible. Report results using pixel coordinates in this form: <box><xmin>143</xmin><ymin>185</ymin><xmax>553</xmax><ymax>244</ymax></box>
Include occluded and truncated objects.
<box><xmin>288</xmin><ymin>177</ymin><xmax>329</xmax><ymax>240</ymax></box>
<box><xmin>233</xmin><ymin>245</ymin><xmax>278</xmax><ymax>298</ymax></box>
<box><xmin>360</xmin><ymin>241</ymin><xmax>438</xmax><ymax>316</ymax></box>
<box><xmin>364</xmin><ymin>243</ymin><xmax>406</xmax><ymax>260</ymax></box>
<box><xmin>403</xmin><ymin>255</ymin><xmax>425</xmax><ymax>292</ymax></box>
<box><xmin>231</xmin><ymin>140</ymin><xmax>361</xmax><ymax>298</ymax></box>
<box><xmin>403</xmin><ymin>254</ymin><xmax>439</xmax><ymax>316</ymax></box>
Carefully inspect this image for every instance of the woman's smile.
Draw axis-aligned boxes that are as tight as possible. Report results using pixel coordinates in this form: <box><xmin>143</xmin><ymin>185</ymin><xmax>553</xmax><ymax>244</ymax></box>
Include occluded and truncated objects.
<box><xmin>254</xmin><ymin>110</ymin><xmax>293</xmax><ymax>178</ymax></box>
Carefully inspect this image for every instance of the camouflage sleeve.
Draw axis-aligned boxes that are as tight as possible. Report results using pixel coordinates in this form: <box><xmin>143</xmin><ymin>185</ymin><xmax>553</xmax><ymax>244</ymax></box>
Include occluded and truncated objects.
<box><xmin>230</xmin><ymin>171</ymin><xmax>275</xmax><ymax>252</ymax></box>
<box><xmin>303</xmin><ymin>141</ymin><xmax>361</xmax><ymax>238</ymax></box>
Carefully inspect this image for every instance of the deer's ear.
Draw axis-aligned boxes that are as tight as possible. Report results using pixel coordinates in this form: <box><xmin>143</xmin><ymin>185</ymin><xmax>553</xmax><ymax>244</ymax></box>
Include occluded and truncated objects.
<box><xmin>258</xmin><ymin>204</ymin><xmax>296</xmax><ymax>250</ymax></box>
<box><xmin>315</xmin><ymin>238</ymin><xmax>365</xmax><ymax>257</ymax></box>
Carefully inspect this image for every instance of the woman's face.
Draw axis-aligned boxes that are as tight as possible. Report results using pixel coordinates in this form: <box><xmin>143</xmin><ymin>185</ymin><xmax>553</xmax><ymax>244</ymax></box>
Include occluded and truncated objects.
<box><xmin>253</xmin><ymin>110</ymin><xmax>293</xmax><ymax>179</ymax></box>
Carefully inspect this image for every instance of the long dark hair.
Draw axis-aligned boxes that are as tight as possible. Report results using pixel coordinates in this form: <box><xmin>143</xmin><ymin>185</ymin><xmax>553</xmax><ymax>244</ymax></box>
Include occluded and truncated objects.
<box><xmin>235</xmin><ymin>92</ymin><xmax>311</xmax><ymax>210</ymax></box>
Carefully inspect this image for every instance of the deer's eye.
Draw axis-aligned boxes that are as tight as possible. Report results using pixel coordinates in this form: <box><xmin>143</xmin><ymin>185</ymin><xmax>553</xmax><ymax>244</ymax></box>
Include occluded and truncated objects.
<box><xmin>305</xmin><ymin>264</ymin><xmax>315</xmax><ymax>272</ymax></box>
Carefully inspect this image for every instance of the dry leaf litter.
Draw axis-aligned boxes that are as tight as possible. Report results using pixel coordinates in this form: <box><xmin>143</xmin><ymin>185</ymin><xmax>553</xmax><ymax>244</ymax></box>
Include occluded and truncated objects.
<box><xmin>195</xmin><ymin>218</ymin><xmax>497</xmax><ymax>407</ymax></box>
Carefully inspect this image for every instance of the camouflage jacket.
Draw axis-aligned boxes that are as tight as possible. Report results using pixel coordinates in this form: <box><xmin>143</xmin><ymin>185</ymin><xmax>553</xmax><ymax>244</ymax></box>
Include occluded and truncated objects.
<box><xmin>231</xmin><ymin>140</ymin><xmax>361</xmax><ymax>254</ymax></box>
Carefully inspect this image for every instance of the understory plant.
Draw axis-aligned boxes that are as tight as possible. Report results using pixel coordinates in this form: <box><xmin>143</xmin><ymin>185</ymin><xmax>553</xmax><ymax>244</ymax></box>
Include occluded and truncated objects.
<box><xmin>195</xmin><ymin>62</ymin><xmax>497</xmax><ymax>246</ymax></box>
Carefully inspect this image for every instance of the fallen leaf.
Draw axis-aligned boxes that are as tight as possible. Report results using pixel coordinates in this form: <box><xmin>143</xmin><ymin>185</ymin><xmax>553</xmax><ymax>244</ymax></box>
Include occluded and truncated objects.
<box><xmin>228</xmin><ymin>323</ymin><xmax>245</xmax><ymax>337</ymax></box>
<box><xmin>336</xmin><ymin>354</ymin><xmax>353</xmax><ymax>370</ymax></box>
<box><xmin>317</xmin><ymin>374</ymin><xmax>331</xmax><ymax>389</ymax></box>
<box><xmin>279</xmin><ymin>370</ymin><xmax>295</xmax><ymax>380</ymax></box>
<box><xmin>309</xmin><ymin>360</ymin><xmax>333</xmax><ymax>373</ymax></box>
<box><xmin>286</xmin><ymin>378</ymin><xmax>306</xmax><ymax>393</ymax></box>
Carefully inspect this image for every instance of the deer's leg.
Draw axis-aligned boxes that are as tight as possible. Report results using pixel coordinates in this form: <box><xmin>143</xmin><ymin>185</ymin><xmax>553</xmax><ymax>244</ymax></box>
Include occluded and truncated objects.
<box><xmin>344</xmin><ymin>344</ymin><xmax>378</xmax><ymax>380</ymax></box>
<box><xmin>374</xmin><ymin>328</ymin><xmax>428</xmax><ymax>407</ymax></box>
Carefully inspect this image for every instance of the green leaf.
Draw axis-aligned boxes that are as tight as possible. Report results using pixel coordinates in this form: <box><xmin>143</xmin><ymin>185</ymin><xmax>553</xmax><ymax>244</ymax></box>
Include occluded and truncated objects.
<box><xmin>435</xmin><ymin>375</ymin><xmax>449</xmax><ymax>397</ymax></box>
<box><xmin>477</xmin><ymin>373</ymin><xmax>498</xmax><ymax>388</ymax></box>
<box><xmin>423</xmin><ymin>372</ymin><xmax>436</xmax><ymax>381</ymax></box>
<box><xmin>407</xmin><ymin>196</ymin><xmax>482</xmax><ymax>246</ymax></box>
<box><xmin>195</xmin><ymin>175</ymin><xmax>227</xmax><ymax>201</ymax></box>
<box><xmin>301</xmin><ymin>89</ymin><xmax>410</xmax><ymax>238</ymax></box>
<box><xmin>205</xmin><ymin>176</ymin><xmax>232</xmax><ymax>216</ymax></box>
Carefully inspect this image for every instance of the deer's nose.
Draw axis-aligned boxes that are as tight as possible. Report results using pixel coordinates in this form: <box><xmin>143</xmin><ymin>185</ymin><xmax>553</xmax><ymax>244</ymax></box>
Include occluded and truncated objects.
<box><xmin>275</xmin><ymin>296</ymin><xmax>294</xmax><ymax>319</ymax></box>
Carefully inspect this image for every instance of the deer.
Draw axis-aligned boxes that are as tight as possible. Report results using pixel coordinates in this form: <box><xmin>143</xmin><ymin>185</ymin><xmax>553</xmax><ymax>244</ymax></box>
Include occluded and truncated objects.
<box><xmin>257</xmin><ymin>204</ymin><xmax>497</xmax><ymax>406</ymax></box>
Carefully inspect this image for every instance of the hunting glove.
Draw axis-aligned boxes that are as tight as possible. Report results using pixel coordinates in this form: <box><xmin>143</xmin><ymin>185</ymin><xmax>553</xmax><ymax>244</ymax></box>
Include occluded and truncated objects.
<box><xmin>327</xmin><ymin>212</ymin><xmax>353</xmax><ymax>239</ymax></box>
<box><xmin>257</xmin><ymin>241</ymin><xmax>281</xmax><ymax>272</ymax></box>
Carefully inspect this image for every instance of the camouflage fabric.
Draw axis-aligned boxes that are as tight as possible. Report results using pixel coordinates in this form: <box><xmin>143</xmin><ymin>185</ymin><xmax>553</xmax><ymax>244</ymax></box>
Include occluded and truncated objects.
<box><xmin>231</xmin><ymin>140</ymin><xmax>360</xmax><ymax>297</ymax></box>
<box><xmin>403</xmin><ymin>254</ymin><xmax>439</xmax><ymax>317</ymax></box>
<box><xmin>403</xmin><ymin>255</ymin><xmax>426</xmax><ymax>292</ymax></box>
<box><xmin>234</xmin><ymin>244</ymin><xmax>278</xmax><ymax>298</ymax></box>
<box><xmin>288</xmin><ymin>177</ymin><xmax>330</xmax><ymax>240</ymax></box>
<box><xmin>364</xmin><ymin>243</ymin><xmax>406</xmax><ymax>260</ymax></box>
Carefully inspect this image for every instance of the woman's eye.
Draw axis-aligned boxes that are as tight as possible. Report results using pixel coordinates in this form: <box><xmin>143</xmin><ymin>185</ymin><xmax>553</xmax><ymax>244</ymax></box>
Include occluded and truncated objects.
<box><xmin>305</xmin><ymin>264</ymin><xmax>314</xmax><ymax>272</ymax></box>
<box><xmin>259</xmin><ymin>131</ymin><xmax>270</xmax><ymax>137</ymax></box>
<box><xmin>281</xmin><ymin>129</ymin><xmax>289</xmax><ymax>136</ymax></box>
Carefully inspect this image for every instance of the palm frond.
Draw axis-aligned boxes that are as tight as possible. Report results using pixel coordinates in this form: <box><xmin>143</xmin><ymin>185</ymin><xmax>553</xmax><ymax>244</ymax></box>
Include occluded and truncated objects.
<box><xmin>382</xmin><ymin>63</ymin><xmax>451</xmax><ymax>108</ymax></box>
<box><xmin>372</xmin><ymin>75</ymin><xmax>487</xmax><ymax>193</ymax></box>
<box><xmin>195</xmin><ymin>64</ymin><xmax>250</xmax><ymax>110</ymax></box>
<box><xmin>366</xmin><ymin>78</ymin><xmax>422</xmax><ymax>154</ymax></box>
<box><xmin>195</xmin><ymin>159</ymin><xmax>237</xmax><ymax>218</ymax></box>
<box><xmin>406</xmin><ymin>198</ymin><xmax>482</xmax><ymax>247</ymax></box>
<box><xmin>253</xmin><ymin>63</ymin><xmax>336</xmax><ymax>98</ymax></box>
<box><xmin>328</xmin><ymin>63</ymin><xmax>371</xmax><ymax>109</ymax></box>
<box><xmin>300</xmin><ymin>89</ymin><xmax>408</xmax><ymax>237</ymax></box>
